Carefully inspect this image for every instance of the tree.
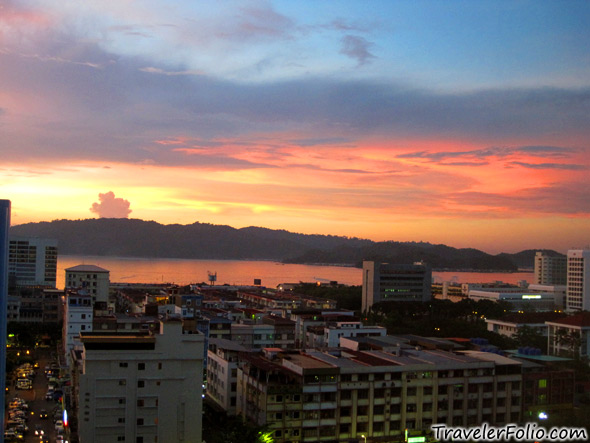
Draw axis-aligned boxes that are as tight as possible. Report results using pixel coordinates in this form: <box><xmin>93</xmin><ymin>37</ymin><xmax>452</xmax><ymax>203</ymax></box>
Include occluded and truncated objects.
<box><xmin>513</xmin><ymin>325</ymin><xmax>546</xmax><ymax>352</ymax></box>
<box><xmin>553</xmin><ymin>328</ymin><xmax>582</xmax><ymax>358</ymax></box>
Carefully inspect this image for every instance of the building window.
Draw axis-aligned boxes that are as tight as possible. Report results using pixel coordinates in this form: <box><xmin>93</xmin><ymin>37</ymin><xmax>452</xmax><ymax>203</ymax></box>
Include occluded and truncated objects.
<box><xmin>120</xmin><ymin>362</ymin><xmax>128</xmax><ymax>368</ymax></box>
<box><xmin>137</xmin><ymin>418</ymin><xmax>144</xmax><ymax>426</ymax></box>
<box><xmin>158</xmin><ymin>363</ymin><xmax>162</xmax><ymax>370</ymax></box>
<box><xmin>119</xmin><ymin>398</ymin><xmax>126</xmax><ymax>404</ymax></box>
<box><xmin>119</xmin><ymin>380</ymin><xmax>126</xmax><ymax>386</ymax></box>
<box><xmin>136</xmin><ymin>438</ymin><xmax>143</xmax><ymax>443</ymax></box>
<box><xmin>138</xmin><ymin>380</ymin><xmax>145</xmax><ymax>388</ymax></box>
<box><xmin>138</xmin><ymin>363</ymin><xmax>145</xmax><ymax>371</ymax></box>
<box><xmin>118</xmin><ymin>437</ymin><xmax>125</xmax><ymax>441</ymax></box>
<box><xmin>118</xmin><ymin>418</ymin><xmax>125</xmax><ymax>423</ymax></box>
<box><xmin>137</xmin><ymin>399</ymin><xmax>144</xmax><ymax>407</ymax></box>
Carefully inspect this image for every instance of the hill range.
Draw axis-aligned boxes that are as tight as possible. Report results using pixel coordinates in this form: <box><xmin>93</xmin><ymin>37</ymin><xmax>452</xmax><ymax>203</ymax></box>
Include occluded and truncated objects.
<box><xmin>9</xmin><ymin>218</ymin><xmax>564</xmax><ymax>271</ymax></box>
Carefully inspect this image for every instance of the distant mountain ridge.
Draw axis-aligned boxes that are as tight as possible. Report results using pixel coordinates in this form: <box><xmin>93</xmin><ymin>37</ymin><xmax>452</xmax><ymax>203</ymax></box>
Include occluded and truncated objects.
<box><xmin>10</xmin><ymin>218</ymin><xmax>562</xmax><ymax>271</ymax></box>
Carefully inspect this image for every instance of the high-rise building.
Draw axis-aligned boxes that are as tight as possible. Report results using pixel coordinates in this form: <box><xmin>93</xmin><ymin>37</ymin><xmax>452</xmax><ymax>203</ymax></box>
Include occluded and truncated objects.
<box><xmin>73</xmin><ymin>318</ymin><xmax>204</xmax><ymax>443</ymax></box>
<box><xmin>0</xmin><ymin>199</ymin><xmax>11</xmax><ymax>432</ymax></box>
<box><xmin>566</xmin><ymin>249</ymin><xmax>590</xmax><ymax>311</ymax></box>
<box><xmin>65</xmin><ymin>264</ymin><xmax>110</xmax><ymax>304</ymax></box>
<box><xmin>362</xmin><ymin>261</ymin><xmax>431</xmax><ymax>311</ymax></box>
<box><xmin>534</xmin><ymin>251</ymin><xmax>567</xmax><ymax>285</ymax></box>
<box><xmin>8</xmin><ymin>236</ymin><xmax>58</xmax><ymax>287</ymax></box>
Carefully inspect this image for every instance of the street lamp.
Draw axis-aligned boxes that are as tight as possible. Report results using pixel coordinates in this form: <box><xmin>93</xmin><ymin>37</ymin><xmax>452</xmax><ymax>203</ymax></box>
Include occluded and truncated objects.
<box><xmin>361</xmin><ymin>435</ymin><xmax>367</xmax><ymax>443</ymax></box>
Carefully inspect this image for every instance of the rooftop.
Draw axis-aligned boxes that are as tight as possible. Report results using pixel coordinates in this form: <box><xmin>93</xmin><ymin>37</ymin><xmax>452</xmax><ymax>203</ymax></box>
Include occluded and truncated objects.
<box><xmin>546</xmin><ymin>312</ymin><xmax>590</xmax><ymax>328</ymax></box>
<box><xmin>493</xmin><ymin>312</ymin><xmax>567</xmax><ymax>324</ymax></box>
<box><xmin>66</xmin><ymin>264</ymin><xmax>109</xmax><ymax>273</ymax></box>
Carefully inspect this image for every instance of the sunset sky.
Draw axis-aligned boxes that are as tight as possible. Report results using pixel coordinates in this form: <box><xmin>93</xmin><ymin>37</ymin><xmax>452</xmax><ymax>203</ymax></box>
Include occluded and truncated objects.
<box><xmin>1</xmin><ymin>1</ymin><xmax>589</xmax><ymax>254</ymax></box>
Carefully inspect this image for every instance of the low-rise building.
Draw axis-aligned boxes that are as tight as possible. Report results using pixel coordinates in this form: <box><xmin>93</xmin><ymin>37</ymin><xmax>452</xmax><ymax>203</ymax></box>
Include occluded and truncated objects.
<box><xmin>236</xmin><ymin>345</ymin><xmax>522</xmax><ymax>442</ymax></box>
<box><xmin>468</xmin><ymin>289</ymin><xmax>558</xmax><ymax>311</ymax></box>
<box><xmin>485</xmin><ymin>312</ymin><xmax>566</xmax><ymax>338</ymax></box>
<box><xmin>547</xmin><ymin>312</ymin><xmax>590</xmax><ymax>358</ymax></box>
<box><xmin>304</xmin><ymin>321</ymin><xmax>387</xmax><ymax>348</ymax></box>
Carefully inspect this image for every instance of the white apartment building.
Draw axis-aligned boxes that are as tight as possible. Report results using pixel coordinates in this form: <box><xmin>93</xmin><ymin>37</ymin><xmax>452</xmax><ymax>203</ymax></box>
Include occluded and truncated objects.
<box><xmin>484</xmin><ymin>312</ymin><xmax>565</xmax><ymax>338</ymax></box>
<box><xmin>63</xmin><ymin>291</ymin><xmax>93</xmax><ymax>361</ymax></box>
<box><xmin>534</xmin><ymin>252</ymin><xmax>567</xmax><ymax>285</ymax></box>
<box><xmin>566</xmin><ymin>249</ymin><xmax>590</xmax><ymax>311</ymax></box>
<box><xmin>305</xmin><ymin>321</ymin><xmax>387</xmax><ymax>348</ymax></box>
<box><xmin>207</xmin><ymin>338</ymin><xmax>251</xmax><ymax>415</ymax></box>
<box><xmin>65</xmin><ymin>264</ymin><xmax>110</xmax><ymax>305</ymax></box>
<box><xmin>8</xmin><ymin>236</ymin><xmax>58</xmax><ymax>286</ymax></box>
<box><xmin>546</xmin><ymin>312</ymin><xmax>590</xmax><ymax>358</ymax></box>
<box><xmin>75</xmin><ymin>318</ymin><xmax>205</xmax><ymax>443</ymax></box>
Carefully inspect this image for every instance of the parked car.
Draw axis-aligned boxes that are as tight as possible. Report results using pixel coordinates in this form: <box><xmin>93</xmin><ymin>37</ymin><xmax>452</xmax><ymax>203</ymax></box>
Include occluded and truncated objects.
<box><xmin>39</xmin><ymin>409</ymin><xmax>48</xmax><ymax>419</ymax></box>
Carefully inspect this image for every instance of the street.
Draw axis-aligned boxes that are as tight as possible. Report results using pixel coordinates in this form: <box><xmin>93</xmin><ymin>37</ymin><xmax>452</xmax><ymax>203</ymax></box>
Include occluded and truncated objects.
<box><xmin>6</xmin><ymin>349</ymin><xmax>63</xmax><ymax>443</ymax></box>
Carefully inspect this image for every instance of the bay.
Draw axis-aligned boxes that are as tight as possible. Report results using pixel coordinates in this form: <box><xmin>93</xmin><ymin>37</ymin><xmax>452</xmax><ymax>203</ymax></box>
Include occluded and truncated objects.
<box><xmin>57</xmin><ymin>255</ymin><xmax>532</xmax><ymax>290</ymax></box>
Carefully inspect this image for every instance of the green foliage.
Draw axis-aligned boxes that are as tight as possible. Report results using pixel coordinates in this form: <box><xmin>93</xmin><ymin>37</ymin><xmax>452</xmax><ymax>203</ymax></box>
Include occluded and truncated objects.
<box><xmin>7</xmin><ymin>322</ymin><xmax>62</xmax><ymax>348</ymax></box>
<box><xmin>293</xmin><ymin>283</ymin><xmax>362</xmax><ymax>311</ymax></box>
<box><xmin>513</xmin><ymin>325</ymin><xmax>547</xmax><ymax>352</ymax></box>
<box><xmin>364</xmin><ymin>299</ymin><xmax>515</xmax><ymax>348</ymax></box>
<box><xmin>202</xmin><ymin>404</ymin><xmax>267</xmax><ymax>443</ymax></box>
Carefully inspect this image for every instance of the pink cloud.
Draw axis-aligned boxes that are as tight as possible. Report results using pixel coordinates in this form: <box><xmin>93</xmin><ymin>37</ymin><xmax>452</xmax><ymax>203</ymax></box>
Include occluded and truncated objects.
<box><xmin>90</xmin><ymin>191</ymin><xmax>132</xmax><ymax>218</ymax></box>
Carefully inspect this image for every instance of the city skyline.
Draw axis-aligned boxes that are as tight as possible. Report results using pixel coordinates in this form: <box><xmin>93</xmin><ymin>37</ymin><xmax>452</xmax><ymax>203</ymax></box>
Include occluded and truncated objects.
<box><xmin>1</xmin><ymin>1</ymin><xmax>589</xmax><ymax>254</ymax></box>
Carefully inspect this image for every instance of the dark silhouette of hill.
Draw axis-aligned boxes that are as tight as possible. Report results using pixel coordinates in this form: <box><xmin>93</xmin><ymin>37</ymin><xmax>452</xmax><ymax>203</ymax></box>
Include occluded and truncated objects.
<box><xmin>9</xmin><ymin>219</ymin><xmax>370</xmax><ymax>261</ymax></box>
<box><xmin>496</xmin><ymin>249</ymin><xmax>565</xmax><ymax>269</ymax></box>
<box><xmin>9</xmin><ymin>218</ymin><xmax>555</xmax><ymax>271</ymax></box>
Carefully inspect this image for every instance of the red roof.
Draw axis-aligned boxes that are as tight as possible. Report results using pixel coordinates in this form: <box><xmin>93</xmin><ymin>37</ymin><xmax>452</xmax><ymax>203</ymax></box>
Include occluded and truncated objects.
<box><xmin>548</xmin><ymin>312</ymin><xmax>590</xmax><ymax>328</ymax></box>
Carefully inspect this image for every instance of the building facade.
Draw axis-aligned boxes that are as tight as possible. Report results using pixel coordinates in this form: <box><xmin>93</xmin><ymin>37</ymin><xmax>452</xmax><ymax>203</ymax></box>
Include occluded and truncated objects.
<box><xmin>65</xmin><ymin>264</ymin><xmax>110</xmax><ymax>305</ymax></box>
<box><xmin>566</xmin><ymin>249</ymin><xmax>590</xmax><ymax>311</ymax></box>
<box><xmin>362</xmin><ymin>261</ymin><xmax>432</xmax><ymax>311</ymax></box>
<box><xmin>8</xmin><ymin>236</ymin><xmax>58</xmax><ymax>287</ymax></box>
<box><xmin>534</xmin><ymin>252</ymin><xmax>567</xmax><ymax>286</ymax></box>
<box><xmin>236</xmin><ymin>346</ymin><xmax>522</xmax><ymax>443</ymax></box>
<box><xmin>547</xmin><ymin>312</ymin><xmax>590</xmax><ymax>358</ymax></box>
<box><xmin>63</xmin><ymin>291</ymin><xmax>94</xmax><ymax>360</ymax></box>
<box><xmin>305</xmin><ymin>321</ymin><xmax>387</xmax><ymax>348</ymax></box>
<box><xmin>207</xmin><ymin>338</ymin><xmax>251</xmax><ymax>415</ymax></box>
<box><xmin>74</xmin><ymin>319</ymin><xmax>205</xmax><ymax>443</ymax></box>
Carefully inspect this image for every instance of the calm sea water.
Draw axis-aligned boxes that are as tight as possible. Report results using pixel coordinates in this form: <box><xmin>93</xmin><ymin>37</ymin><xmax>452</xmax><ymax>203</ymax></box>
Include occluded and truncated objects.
<box><xmin>56</xmin><ymin>255</ymin><xmax>532</xmax><ymax>290</ymax></box>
